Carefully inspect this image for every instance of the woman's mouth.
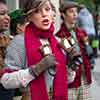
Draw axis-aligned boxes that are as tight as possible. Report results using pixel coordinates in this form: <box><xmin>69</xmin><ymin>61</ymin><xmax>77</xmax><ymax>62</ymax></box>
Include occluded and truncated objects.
<box><xmin>42</xmin><ymin>19</ymin><xmax>50</xmax><ymax>25</ymax></box>
<box><xmin>4</xmin><ymin>22</ymin><xmax>9</xmax><ymax>27</ymax></box>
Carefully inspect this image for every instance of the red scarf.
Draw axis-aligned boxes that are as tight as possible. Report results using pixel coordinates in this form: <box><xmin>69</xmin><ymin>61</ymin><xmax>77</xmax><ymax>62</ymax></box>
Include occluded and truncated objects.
<box><xmin>25</xmin><ymin>23</ymin><xmax>68</xmax><ymax>100</ymax></box>
<box><xmin>56</xmin><ymin>23</ymin><xmax>87</xmax><ymax>42</ymax></box>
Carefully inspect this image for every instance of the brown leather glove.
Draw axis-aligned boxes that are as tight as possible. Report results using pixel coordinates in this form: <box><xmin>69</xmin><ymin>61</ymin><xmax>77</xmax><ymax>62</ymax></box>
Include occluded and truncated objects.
<box><xmin>60</xmin><ymin>37</ymin><xmax>81</xmax><ymax>59</ymax></box>
<box><xmin>60</xmin><ymin>37</ymin><xmax>82</xmax><ymax>70</ymax></box>
<box><xmin>67</xmin><ymin>47</ymin><xmax>81</xmax><ymax>59</ymax></box>
<box><xmin>67</xmin><ymin>47</ymin><xmax>83</xmax><ymax>70</ymax></box>
<box><xmin>29</xmin><ymin>55</ymin><xmax>56</xmax><ymax>77</ymax></box>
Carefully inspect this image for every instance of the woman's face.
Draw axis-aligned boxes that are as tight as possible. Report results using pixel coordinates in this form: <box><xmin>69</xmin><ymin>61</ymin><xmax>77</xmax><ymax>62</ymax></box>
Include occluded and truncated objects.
<box><xmin>0</xmin><ymin>3</ymin><xmax>10</xmax><ymax>32</ymax></box>
<box><xmin>29</xmin><ymin>1</ymin><xmax>53</xmax><ymax>30</ymax></box>
<box><xmin>63</xmin><ymin>7</ymin><xmax>78</xmax><ymax>25</ymax></box>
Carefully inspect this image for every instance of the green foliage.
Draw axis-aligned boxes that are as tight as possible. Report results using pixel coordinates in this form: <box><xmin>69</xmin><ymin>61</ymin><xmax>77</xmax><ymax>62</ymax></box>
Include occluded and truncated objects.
<box><xmin>75</xmin><ymin>0</ymin><xmax>95</xmax><ymax>12</ymax></box>
<box><xmin>9</xmin><ymin>9</ymin><xmax>25</xmax><ymax>21</ymax></box>
<box><xmin>94</xmin><ymin>0</ymin><xmax>100</xmax><ymax>4</ymax></box>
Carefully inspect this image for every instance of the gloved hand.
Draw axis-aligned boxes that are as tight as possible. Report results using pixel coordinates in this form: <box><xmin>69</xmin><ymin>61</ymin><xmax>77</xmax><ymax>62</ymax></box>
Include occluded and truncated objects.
<box><xmin>67</xmin><ymin>47</ymin><xmax>83</xmax><ymax>70</ymax></box>
<box><xmin>60</xmin><ymin>38</ymin><xmax>82</xmax><ymax>70</ymax></box>
<box><xmin>29</xmin><ymin>55</ymin><xmax>56</xmax><ymax>77</ymax></box>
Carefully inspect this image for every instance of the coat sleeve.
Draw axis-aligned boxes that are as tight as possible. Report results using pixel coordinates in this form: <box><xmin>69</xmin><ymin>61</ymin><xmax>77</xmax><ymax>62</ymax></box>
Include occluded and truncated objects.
<box><xmin>0</xmin><ymin>35</ymin><xmax>35</xmax><ymax>89</ymax></box>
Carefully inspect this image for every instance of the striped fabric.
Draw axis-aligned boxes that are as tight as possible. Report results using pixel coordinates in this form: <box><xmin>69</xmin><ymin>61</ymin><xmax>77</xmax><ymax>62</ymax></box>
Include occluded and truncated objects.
<box><xmin>5</xmin><ymin>35</ymin><xmax>27</xmax><ymax>70</ymax></box>
<box><xmin>68</xmin><ymin>76</ymin><xmax>92</xmax><ymax>100</ymax></box>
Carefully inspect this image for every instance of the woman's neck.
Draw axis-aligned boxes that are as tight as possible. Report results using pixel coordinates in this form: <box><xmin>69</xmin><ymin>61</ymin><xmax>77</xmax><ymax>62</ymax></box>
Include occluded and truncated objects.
<box><xmin>64</xmin><ymin>21</ymin><xmax>75</xmax><ymax>30</ymax></box>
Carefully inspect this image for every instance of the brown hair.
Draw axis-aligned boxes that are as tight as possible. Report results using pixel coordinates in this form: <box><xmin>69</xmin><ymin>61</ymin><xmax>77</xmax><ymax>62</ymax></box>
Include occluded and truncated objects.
<box><xmin>23</xmin><ymin>0</ymin><xmax>53</xmax><ymax>15</ymax></box>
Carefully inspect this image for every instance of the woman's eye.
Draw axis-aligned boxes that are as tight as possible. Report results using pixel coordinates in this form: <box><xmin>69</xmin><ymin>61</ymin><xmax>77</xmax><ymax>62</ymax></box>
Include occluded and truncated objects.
<box><xmin>0</xmin><ymin>12</ymin><xmax>6</xmax><ymax>15</ymax></box>
<box><xmin>45</xmin><ymin>7</ymin><xmax>50</xmax><ymax>11</ymax></box>
<box><xmin>34</xmin><ymin>9</ymin><xmax>39</xmax><ymax>13</ymax></box>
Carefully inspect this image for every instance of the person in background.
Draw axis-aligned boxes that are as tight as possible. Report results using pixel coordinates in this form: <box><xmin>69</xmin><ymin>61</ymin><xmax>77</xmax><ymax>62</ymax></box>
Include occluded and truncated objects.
<box><xmin>9</xmin><ymin>9</ymin><xmax>29</xmax><ymax>100</ymax></box>
<box><xmin>56</xmin><ymin>0</ymin><xmax>93</xmax><ymax>99</ymax></box>
<box><xmin>0</xmin><ymin>0</ymin><xmax>15</xmax><ymax>100</ymax></box>
<box><xmin>0</xmin><ymin>0</ymin><xmax>68</xmax><ymax>100</ymax></box>
<box><xmin>78</xmin><ymin>4</ymin><xmax>98</xmax><ymax>58</ymax></box>
<box><xmin>9</xmin><ymin>9</ymin><xmax>28</xmax><ymax>36</ymax></box>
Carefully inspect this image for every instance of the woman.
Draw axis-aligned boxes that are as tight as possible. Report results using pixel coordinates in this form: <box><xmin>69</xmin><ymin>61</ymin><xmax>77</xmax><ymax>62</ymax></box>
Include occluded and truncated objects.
<box><xmin>56</xmin><ymin>1</ymin><xmax>93</xmax><ymax>100</ymax></box>
<box><xmin>0</xmin><ymin>0</ymin><xmax>68</xmax><ymax>100</ymax></box>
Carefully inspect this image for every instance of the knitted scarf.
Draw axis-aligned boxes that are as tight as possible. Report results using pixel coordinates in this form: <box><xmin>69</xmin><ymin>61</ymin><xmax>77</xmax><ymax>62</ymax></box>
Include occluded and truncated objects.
<box><xmin>25</xmin><ymin>22</ymin><xmax>68</xmax><ymax>100</ymax></box>
<box><xmin>56</xmin><ymin>23</ymin><xmax>87</xmax><ymax>42</ymax></box>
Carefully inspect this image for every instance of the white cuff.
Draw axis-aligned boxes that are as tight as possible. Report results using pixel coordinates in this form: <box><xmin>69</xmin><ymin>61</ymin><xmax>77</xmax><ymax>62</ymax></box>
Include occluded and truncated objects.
<box><xmin>0</xmin><ymin>69</ymin><xmax>35</xmax><ymax>89</ymax></box>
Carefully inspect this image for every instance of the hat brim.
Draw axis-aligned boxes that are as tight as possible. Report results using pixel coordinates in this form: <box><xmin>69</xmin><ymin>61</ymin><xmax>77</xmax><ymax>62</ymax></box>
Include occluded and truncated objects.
<box><xmin>60</xmin><ymin>1</ymin><xmax>80</xmax><ymax>12</ymax></box>
<box><xmin>64</xmin><ymin>2</ymin><xmax>80</xmax><ymax>9</ymax></box>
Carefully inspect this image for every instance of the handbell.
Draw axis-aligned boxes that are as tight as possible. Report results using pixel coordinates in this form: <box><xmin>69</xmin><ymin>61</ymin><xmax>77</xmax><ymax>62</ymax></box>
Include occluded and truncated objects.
<box><xmin>68</xmin><ymin>37</ymin><xmax>76</xmax><ymax>45</ymax></box>
<box><xmin>61</xmin><ymin>38</ymin><xmax>75</xmax><ymax>54</ymax></box>
<box><xmin>40</xmin><ymin>44</ymin><xmax>52</xmax><ymax>56</ymax></box>
<box><xmin>61</xmin><ymin>38</ymin><xmax>71</xmax><ymax>49</ymax></box>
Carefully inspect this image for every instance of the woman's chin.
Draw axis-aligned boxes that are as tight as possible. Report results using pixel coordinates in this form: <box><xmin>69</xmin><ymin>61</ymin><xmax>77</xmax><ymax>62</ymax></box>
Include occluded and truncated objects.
<box><xmin>41</xmin><ymin>25</ymin><xmax>51</xmax><ymax>30</ymax></box>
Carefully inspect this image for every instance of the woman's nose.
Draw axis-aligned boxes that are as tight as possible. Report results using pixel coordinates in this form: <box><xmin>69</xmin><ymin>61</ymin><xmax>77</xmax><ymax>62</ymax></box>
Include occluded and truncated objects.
<box><xmin>41</xmin><ymin>9</ymin><xmax>47</xmax><ymax>17</ymax></box>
